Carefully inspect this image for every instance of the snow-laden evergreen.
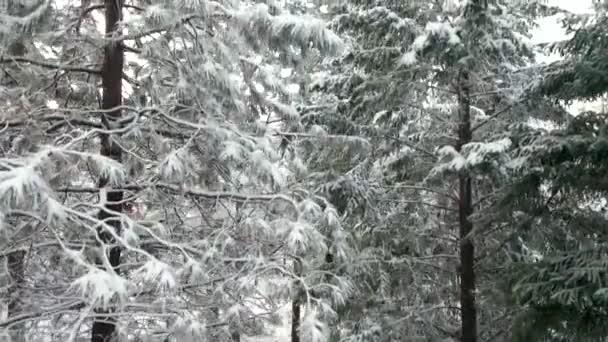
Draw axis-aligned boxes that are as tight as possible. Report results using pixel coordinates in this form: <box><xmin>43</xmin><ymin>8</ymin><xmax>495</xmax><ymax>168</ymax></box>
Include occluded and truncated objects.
<box><xmin>1</xmin><ymin>0</ymin><xmax>608</xmax><ymax>342</ymax></box>
<box><xmin>0</xmin><ymin>0</ymin><xmax>350</xmax><ymax>341</ymax></box>
<box><xmin>299</xmin><ymin>0</ymin><xmax>565</xmax><ymax>341</ymax></box>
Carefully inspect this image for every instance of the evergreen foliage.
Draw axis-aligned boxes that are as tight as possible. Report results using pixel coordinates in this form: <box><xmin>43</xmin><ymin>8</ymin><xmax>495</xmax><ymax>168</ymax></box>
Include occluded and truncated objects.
<box><xmin>0</xmin><ymin>0</ymin><xmax>347</xmax><ymax>341</ymax></box>
<box><xmin>1</xmin><ymin>0</ymin><xmax>607</xmax><ymax>342</ymax></box>
<box><xmin>501</xmin><ymin>2</ymin><xmax>608</xmax><ymax>341</ymax></box>
<box><xmin>297</xmin><ymin>0</ymin><xmax>559</xmax><ymax>341</ymax></box>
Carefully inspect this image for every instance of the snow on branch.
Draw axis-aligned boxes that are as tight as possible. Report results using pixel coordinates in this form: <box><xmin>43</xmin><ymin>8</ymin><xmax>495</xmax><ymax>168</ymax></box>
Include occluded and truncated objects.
<box><xmin>0</xmin><ymin>150</ymin><xmax>69</xmax><ymax>224</ymax></box>
<box><xmin>301</xmin><ymin>308</ymin><xmax>329</xmax><ymax>342</ymax></box>
<box><xmin>431</xmin><ymin>138</ymin><xmax>513</xmax><ymax>175</ymax></box>
<box><xmin>0</xmin><ymin>161</ymin><xmax>48</xmax><ymax>207</ymax></box>
<box><xmin>233</xmin><ymin>3</ymin><xmax>343</xmax><ymax>55</ymax></box>
<box><xmin>0</xmin><ymin>301</ymin><xmax>85</xmax><ymax>329</ymax></box>
<box><xmin>70</xmin><ymin>269</ymin><xmax>128</xmax><ymax>310</ymax></box>
<box><xmin>55</xmin><ymin>182</ymin><xmax>300</xmax><ymax>213</ymax></box>
<box><xmin>0</xmin><ymin>0</ymin><xmax>51</xmax><ymax>33</ymax></box>
<box><xmin>279</xmin><ymin>218</ymin><xmax>327</xmax><ymax>254</ymax></box>
<box><xmin>400</xmin><ymin>20</ymin><xmax>461</xmax><ymax>66</ymax></box>
<box><xmin>132</xmin><ymin>259</ymin><xmax>178</xmax><ymax>293</ymax></box>
<box><xmin>0</xmin><ymin>56</ymin><xmax>101</xmax><ymax>74</ymax></box>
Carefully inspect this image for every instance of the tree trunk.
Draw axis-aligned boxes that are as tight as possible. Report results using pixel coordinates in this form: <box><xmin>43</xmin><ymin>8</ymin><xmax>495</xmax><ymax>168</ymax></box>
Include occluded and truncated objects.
<box><xmin>230</xmin><ymin>325</ymin><xmax>241</xmax><ymax>342</ymax></box>
<box><xmin>291</xmin><ymin>259</ymin><xmax>302</xmax><ymax>342</ymax></box>
<box><xmin>6</xmin><ymin>248</ymin><xmax>25</xmax><ymax>342</ymax></box>
<box><xmin>456</xmin><ymin>70</ymin><xmax>476</xmax><ymax>342</ymax></box>
<box><xmin>291</xmin><ymin>296</ymin><xmax>301</xmax><ymax>342</ymax></box>
<box><xmin>91</xmin><ymin>0</ymin><xmax>124</xmax><ymax>341</ymax></box>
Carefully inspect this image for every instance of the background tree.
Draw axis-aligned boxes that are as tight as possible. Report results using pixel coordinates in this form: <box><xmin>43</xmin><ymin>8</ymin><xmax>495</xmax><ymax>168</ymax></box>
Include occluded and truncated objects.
<box><xmin>298</xmin><ymin>0</ymin><xmax>561</xmax><ymax>341</ymax></box>
<box><xmin>502</xmin><ymin>1</ymin><xmax>608</xmax><ymax>340</ymax></box>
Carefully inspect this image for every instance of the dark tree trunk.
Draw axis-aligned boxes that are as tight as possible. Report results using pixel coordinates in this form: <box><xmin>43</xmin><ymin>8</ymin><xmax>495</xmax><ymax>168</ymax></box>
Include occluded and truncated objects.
<box><xmin>230</xmin><ymin>326</ymin><xmax>241</xmax><ymax>342</ymax></box>
<box><xmin>291</xmin><ymin>259</ymin><xmax>302</xmax><ymax>342</ymax></box>
<box><xmin>91</xmin><ymin>0</ymin><xmax>124</xmax><ymax>341</ymax></box>
<box><xmin>7</xmin><ymin>250</ymin><xmax>25</xmax><ymax>314</ymax></box>
<box><xmin>456</xmin><ymin>70</ymin><xmax>476</xmax><ymax>342</ymax></box>
<box><xmin>291</xmin><ymin>296</ymin><xmax>301</xmax><ymax>342</ymax></box>
<box><xmin>7</xmin><ymin>248</ymin><xmax>26</xmax><ymax>342</ymax></box>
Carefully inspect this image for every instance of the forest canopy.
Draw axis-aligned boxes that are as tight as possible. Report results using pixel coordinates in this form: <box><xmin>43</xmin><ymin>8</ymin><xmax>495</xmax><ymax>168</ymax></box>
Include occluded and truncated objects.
<box><xmin>0</xmin><ymin>0</ymin><xmax>607</xmax><ymax>342</ymax></box>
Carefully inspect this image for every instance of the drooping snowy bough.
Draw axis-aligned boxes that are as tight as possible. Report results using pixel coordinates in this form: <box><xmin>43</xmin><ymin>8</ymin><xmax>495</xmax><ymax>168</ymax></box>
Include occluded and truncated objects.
<box><xmin>0</xmin><ymin>0</ymin><xmax>351</xmax><ymax>341</ymax></box>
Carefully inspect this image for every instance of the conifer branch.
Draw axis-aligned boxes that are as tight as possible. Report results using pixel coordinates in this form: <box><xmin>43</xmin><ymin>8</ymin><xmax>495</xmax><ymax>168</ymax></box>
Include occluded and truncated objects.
<box><xmin>0</xmin><ymin>56</ymin><xmax>101</xmax><ymax>74</ymax></box>
<box><xmin>111</xmin><ymin>15</ymin><xmax>201</xmax><ymax>42</ymax></box>
<box><xmin>55</xmin><ymin>183</ymin><xmax>299</xmax><ymax>210</ymax></box>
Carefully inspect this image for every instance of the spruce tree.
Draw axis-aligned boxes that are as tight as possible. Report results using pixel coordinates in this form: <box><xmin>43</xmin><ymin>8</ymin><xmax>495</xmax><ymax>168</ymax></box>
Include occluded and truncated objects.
<box><xmin>301</xmin><ymin>0</ymin><xmax>555</xmax><ymax>340</ymax></box>
<box><xmin>502</xmin><ymin>1</ymin><xmax>608</xmax><ymax>340</ymax></box>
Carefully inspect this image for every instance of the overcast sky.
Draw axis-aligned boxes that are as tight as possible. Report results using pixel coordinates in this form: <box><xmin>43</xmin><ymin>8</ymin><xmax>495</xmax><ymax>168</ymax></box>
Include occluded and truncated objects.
<box><xmin>532</xmin><ymin>0</ymin><xmax>604</xmax><ymax>113</ymax></box>
<box><xmin>532</xmin><ymin>0</ymin><xmax>594</xmax><ymax>44</ymax></box>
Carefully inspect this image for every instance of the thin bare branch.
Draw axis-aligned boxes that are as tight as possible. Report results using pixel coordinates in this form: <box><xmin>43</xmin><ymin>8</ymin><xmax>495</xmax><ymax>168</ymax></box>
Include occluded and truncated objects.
<box><xmin>55</xmin><ymin>182</ymin><xmax>300</xmax><ymax>212</ymax></box>
<box><xmin>0</xmin><ymin>56</ymin><xmax>101</xmax><ymax>74</ymax></box>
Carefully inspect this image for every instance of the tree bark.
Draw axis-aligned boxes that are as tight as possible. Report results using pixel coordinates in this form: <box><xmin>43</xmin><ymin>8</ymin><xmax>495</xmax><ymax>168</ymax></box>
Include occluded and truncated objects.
<box><xmin>91</xmin><ymin>0</ymin><xmax>124</xmax><ymax>341</ymax></box>
<box><xmin>456</xmin><ymin>69</ymin><xmax>476</xmax><ymax>342</ymax></box>
<box><xmin>291</xmin><ymin>258</ymin><xmax>302</xmax><ymax>342</ymax></box>
<box><xmin>291</xmin><ymin>295</ymin><xmax>301</xmax><ymax>342</ymax></box>
<box><xmin>6</xmin><ymin>248</ymin><xmax>25</xmax><ymax>342</ymax></box>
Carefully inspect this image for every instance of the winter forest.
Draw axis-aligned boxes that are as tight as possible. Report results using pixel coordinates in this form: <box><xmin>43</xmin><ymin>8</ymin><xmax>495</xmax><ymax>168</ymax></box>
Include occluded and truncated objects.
<box><xmin>2</xmin><ymin>0</ymin><xmax>608</xmax><ymax>341</ymax></box>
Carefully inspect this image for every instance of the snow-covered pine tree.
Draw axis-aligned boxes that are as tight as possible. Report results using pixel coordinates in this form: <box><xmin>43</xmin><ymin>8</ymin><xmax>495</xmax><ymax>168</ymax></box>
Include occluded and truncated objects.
<box><xmin>501</xmin><ymin>1</ymin><xmax>608</xmax><ymax>340</ymax></box>
<box><xmin>0</xmin><ymin>2</ymin><xmax>60</xmax><ymax>342</ymax></box>
<box><xmin>0</xmin><ymin>0</ymin><xmax>349</xmax><ymax>341</ymax></box>
<box><xmin>300</xmin><ymin>0</ymin><xmax>558</xmax><ymax>341</ymax></box>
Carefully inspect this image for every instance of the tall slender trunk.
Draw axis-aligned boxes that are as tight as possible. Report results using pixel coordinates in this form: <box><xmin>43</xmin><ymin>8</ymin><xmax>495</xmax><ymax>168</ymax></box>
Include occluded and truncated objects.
<box><xmin>91</xmin><ymin>0</ymin><xmax>124</xmax><ymax>341</ymax></box>
<box><xmin>291</xmin><ymin>294</ymin><xmax>301</xmax><ymax>342</ymax></box>
<box><xmin>6</xmin><ymin>248</ymin><xmax>25</xmax><ymax>342</ymax></box>
<box><xmin>456</xmin><ymin>70</ymin><xmax>476</xmax><ymax>342</ymax></box>
<box><xmin>291</xmin><ymin>258</ymin><xmax>302</xmax><ymax>342</ymax></box>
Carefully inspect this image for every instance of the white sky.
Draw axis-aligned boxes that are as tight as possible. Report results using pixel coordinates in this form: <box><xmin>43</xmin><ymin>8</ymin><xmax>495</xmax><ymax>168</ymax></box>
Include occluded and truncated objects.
<box><xmin>531</xmin><ymin>0</ymin><xmax>594</xmax><ymax>45</ymax></box>
<box><xmin>530</xmin><ymin>0</ymin><xmax>605</xmax><ymax>114</ymax></box>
